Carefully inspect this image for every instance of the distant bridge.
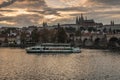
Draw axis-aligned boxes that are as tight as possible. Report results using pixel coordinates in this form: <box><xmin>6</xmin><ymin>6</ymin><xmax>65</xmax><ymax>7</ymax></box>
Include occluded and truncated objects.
<box><xmin>74</xmin><ymin>33</ymin><xmax>120</xmax><ymax>48</ymax></box>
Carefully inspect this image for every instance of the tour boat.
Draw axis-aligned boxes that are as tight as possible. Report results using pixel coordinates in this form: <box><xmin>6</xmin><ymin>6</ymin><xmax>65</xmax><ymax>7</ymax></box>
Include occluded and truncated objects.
<box><xmin>26</xmin><ymin>43</ymin><xmax>81</xmax><ymax>53</ymax></box>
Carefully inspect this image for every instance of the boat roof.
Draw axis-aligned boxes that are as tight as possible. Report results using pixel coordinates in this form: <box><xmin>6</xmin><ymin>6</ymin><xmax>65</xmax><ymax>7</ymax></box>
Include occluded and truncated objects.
<box><xmin>41</xmin><ymin>43</ymin><xmax>71</xmax><ymax>46</ymax></box>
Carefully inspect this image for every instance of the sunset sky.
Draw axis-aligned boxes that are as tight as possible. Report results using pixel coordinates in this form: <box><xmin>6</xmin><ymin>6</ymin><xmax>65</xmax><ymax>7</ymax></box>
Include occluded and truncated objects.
<box><xmin>0</xmin><ymin>0</ymin><xmax>120</xmax><ymax>27</ymax></box>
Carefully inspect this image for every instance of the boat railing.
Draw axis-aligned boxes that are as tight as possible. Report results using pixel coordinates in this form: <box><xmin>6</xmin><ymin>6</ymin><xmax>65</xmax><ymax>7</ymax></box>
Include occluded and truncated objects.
<box><xmin>41</xmin><ymin>43</ymin><xmax>72</xmax><ymax>47</ymax></box>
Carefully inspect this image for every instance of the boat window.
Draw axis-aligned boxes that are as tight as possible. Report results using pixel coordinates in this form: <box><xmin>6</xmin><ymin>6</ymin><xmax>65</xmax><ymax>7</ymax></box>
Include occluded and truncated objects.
<box><xmin>36</xmin><ymin>48</ymin><xmax>40</xmax><ymax>50</ymax></box>
<box><xmin>41</xmin><ymin>44</ymin><xmax>71</xmax><ymax>47</ymax></box>
<box><xmin>43</xmin><ymin>48</ymin><xmax>49</xmax><ymax>50</ymax></box>
<box><xmin>46</xmin><ymin>48</ymin><xmax>49</xmax><ymax>50</ymax></box>
<box><xmin>32</xmin><ymin>48</ymin><xmax>40</xmax><ymax>50</ymax></box>
<box><xmin>32</xmin><ymin>48</ymin><xmax>35</xmax><ymax>50</ymax></box>
<box><xmin>43</xmin><ymin>48</ymin><xmax>45</xmax><ymax>50</ymax></box>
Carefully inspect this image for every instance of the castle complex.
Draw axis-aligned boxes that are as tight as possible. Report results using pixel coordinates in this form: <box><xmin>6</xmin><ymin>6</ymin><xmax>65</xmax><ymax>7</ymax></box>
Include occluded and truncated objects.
<box><xmin>75</xmin><ymin>14</ymin><xmax>103</xmax><ymax>28</ymax></box>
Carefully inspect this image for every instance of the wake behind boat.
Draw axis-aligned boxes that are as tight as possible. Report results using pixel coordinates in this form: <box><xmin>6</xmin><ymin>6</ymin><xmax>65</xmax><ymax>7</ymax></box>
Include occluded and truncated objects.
<box><xmin>26</xmin><ymin>43</ymin><xmax>81</xmax><ymax>53</ymax></box>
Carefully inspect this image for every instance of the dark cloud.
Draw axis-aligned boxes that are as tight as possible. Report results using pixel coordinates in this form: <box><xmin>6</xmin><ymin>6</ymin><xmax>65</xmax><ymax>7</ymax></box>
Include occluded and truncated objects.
<box><xmin>0</xmin><ymin>9</ymin><xmax>16</xmax><ymax>12</ymax></box>
<box><xmin>54</xmin><ymin>7</ymin><xmax>88</xmax><ymax>12</ymax></box>
<box><xmin>94</xmin><ymin>11</ymin><xmax>120</xmax><ymax>15</ymax></box>
<box><xmin>0</xmin><ymin>14</ymin><xmax>43</xmax><ymax>26</ymax></box>
<box><xmin>0</xmin><ymin>0</ymin><xmax>17</xmax><ymax>8</ymax></box>
<box><xmin>0</xmin><ymin>16</ymin><xmax>13</xmax><ymax>21</ymax></box>
<box><xmin>8</xmin><ymin>0</ymin><xmax>48</xmax><ymax>9</ymax></box>
<box><xmin>0</xmin><ymin>0</ymin><xmax>48</xmax><ymax>9</ymax></box>
<box><xmin>89</xmin><ymin>0</ymin><xmax>120</xmax><ymax>5</ymax></box>
<box><xmin>28</xmin><ymin>9</ymin><xmax>60</xmax><ymax>16</ymax></box>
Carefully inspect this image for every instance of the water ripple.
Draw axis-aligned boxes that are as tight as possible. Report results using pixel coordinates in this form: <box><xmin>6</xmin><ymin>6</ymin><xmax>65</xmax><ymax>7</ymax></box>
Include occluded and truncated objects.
<box><xmin>0</xmin><ymin>48</ymin><xmax>120</xmax><ymax>80</ymax></box>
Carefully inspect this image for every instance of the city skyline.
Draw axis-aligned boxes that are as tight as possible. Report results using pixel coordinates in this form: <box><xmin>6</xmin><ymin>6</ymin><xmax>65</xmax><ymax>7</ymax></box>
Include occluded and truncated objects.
<box><xmin>0</xmin><ymin>0</ymin><xmax>120</xmax><ymax>27</ymax></box>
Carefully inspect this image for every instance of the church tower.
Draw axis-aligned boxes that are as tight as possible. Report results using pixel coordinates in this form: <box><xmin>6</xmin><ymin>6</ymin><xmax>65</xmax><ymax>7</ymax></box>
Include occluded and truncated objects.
<box><xmin>76</xmin><ymin>14</ymin><xmax>85</xmax><ymax>25</ymax></box>
<box><xmin>79</xmin><ymin>14</ymin><xmax>84</xmax><ymax>25</ymax></box>
<box><xmin>43</xmin><ymin>22</ymin><xmax>48</xmax><ymax>28</ymax></box>
<box><xmin>76</xmin><ymin>16</ymin><xmax>79</xmax><ymax>24</ymax></box>
<box><xmin>110</xmin><ymin>20</ymin><xmax>114</xmax><ymax>26</ymax></box>
<box><xmin>81</xmin><ymin>14</ymin><xmax>84</xmax><ymax>21</ymax></box>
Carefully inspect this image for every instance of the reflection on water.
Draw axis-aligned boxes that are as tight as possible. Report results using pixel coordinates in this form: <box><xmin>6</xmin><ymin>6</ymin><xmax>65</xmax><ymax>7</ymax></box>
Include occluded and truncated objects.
<box><xmin>0</xmin><ymin>48</ymin><xmax>120</xmax><ymax>80</ymax></box>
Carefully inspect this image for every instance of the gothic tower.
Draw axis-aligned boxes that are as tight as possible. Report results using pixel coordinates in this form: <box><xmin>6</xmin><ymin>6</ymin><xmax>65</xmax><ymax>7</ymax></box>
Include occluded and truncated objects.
<box><xmin>110</xmin><ymin>20</ymin><xmax>114</xmax><ymax>26</ymax></box>
<box><xmin>76</xmin><ymin>16</ymin><xmax>79</xmax><ymax>24</ymax></box>
<box><xmin>76</xmin><ymin>14</ymin><xmax>84</xmax><ymax>25</ymax></box>
<box><xmin>43</xmin><ymin>22</ymin><xmax>48</xmax><ymax>28</ymax></box>
<box><xmin>81</xmin><ymin>14</ymin><xmax>84</xmax><ymax>21</ymax></box>
<box><xmin>79</xmin><ymin>14</ymin><xmax>84</xmax><ymax>25</ymax></box>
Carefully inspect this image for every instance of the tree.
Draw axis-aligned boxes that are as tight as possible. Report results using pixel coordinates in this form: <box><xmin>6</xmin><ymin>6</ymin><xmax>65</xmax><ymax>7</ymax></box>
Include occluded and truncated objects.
<box><xmin>20</xmin><ymin>31</ymin><xmax>27</xmax><ymax>45</ymax></box>
<box><xmin>4</xmin><ymin>37</ymin><xmax>8</xmax><ymax>43</ymax></box>
<box><xmin>75</xmin><ymin>30</ymin><xmax>81</xmax><ymax>36</ymax></box>
<box><xmin>65</xmin><ymin>27</ymin><xmax>76</xmax><ymax>32</ymax></box>
<box><xmin>56</xmin><ymin>26</ymin><xmax>68</xmax><ymax>43</ymax></box>
<box><xmin>49</xmin><ymin>29</ymin><xmax>57</xmax><ymax>43</ymax></box>
<box><xmin>31</xmin><ymin>29</ymin><xmax>39</xmax><ymax>43</ymax></box>
<box><xmin>40</xmin><ymin>28</ymin><xmax>50</xmax><ymax>43</ymax></box>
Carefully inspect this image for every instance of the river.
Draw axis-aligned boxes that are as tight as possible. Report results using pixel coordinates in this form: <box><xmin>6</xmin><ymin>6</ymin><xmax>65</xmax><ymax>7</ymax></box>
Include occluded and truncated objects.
<box><xmin>0</xmin><ymin>48</ymin><xmax>120</xmax><ymax>80</ymax></box>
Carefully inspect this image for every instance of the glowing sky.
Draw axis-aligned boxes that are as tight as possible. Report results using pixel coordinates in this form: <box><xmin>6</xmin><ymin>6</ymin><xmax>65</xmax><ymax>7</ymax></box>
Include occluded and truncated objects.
<box><xmin>0</xmin><ymin>0</ymin><xmax>120</xmax><ymax>27</ymax></box>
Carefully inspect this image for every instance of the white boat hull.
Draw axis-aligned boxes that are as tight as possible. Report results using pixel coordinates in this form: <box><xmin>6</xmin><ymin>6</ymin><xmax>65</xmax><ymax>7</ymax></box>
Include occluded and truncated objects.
<box><xmin>26</xmin><ymin>50</ymin><xmax>80</xmax><ymax>53</ymax></box>
<box><xmin>26</xmin><ymin>43</ymin><xmax>81</xmax><ymax>53</ymax></box>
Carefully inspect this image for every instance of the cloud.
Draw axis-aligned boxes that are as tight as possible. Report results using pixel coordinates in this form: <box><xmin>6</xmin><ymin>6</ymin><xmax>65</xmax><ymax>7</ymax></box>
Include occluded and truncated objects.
<box><xmin>0</xmin><ymin>0</ymin><xmax>17</xmax><ymax>8</ymax></box>
<box><xmin>7</xmin><ymin>0</ymin><xmax>48</xmax><ymax>9</ymax></box>
<box><xmin>0</xmin><ymin>9</ymin><xmax>16</xmax><ymax>12</ymax></box>
<box><xmin>0</xmin><ymin>14</ymin><xmax>44</xmax><ymax>26</ymax></box>
<box><xmin>0</xmin><ymin>0</ymin><xmax>52</xmax><ymax>26</ymax></box>
<box><xmin>28</xmin><ymin>9</ymin><xmax>60</xmax><ymax>16</ymax></box>
<box><xmin>89</xmin><ymin>0</ymin><xmax>120</xmax><ymax>5</ymax></box>
<box><xmin>0</xmin><ymin>0</ymin><xmax>120</xmax><ymax>26</ymax></box>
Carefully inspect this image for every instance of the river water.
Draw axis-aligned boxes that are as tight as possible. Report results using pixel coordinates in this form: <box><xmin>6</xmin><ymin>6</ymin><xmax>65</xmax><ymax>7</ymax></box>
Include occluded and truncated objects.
<box><xmin>0</xmin><ymin>48</ymin><xmax>120</xmax><ymax>80</ymax></box>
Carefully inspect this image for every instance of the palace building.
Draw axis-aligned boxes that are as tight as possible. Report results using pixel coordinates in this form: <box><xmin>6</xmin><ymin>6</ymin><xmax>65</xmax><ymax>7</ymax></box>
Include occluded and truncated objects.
<box><xmin>76</xmin><ymin>14</ymin><xmax>103</xmax><ymax>28</ymax></box>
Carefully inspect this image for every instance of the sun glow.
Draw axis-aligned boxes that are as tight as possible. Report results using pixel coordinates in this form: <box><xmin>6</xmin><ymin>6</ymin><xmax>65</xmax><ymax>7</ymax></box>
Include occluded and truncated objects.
<box><xmin>44</xmin><ymin>15</ymin><xmax>57</xmax><ymax>19</ymax></box>
<box><xmin>17</xmin><ymin>9</ymin><xmax>31</xmax><ymax>15</ymax></box>
<box><xmin>0</xmin><ymin>8</ymin><xmax>36</xmax><ymax>17</ymax></box>
<box><xmin>60</xmin><ymin>0</ymin><xmax>88</xmax><ymax>6</ymax></box>
<box><xmin>45</xmin><ymin>0</ymin><xmax>88</xmax><ymax>8</ymax></box>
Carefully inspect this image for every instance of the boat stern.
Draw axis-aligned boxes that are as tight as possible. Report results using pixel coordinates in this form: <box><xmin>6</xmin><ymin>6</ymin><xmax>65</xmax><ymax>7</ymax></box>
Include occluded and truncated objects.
<box><xmin>73</xmin><ymin>47</ymin><xmax>81</xmax><ymax>53</ymax></box>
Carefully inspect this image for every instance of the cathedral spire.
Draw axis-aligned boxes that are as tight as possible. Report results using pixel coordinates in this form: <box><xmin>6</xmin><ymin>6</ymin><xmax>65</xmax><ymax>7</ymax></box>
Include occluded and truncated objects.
<box><xmin>78</xmin><ymin>13</ymin><xmax>84</xmax><ymax>25</ymax></box>
<box><xmin>110</xmin><ymin>20</ymin><xmax>114</xmax><ymax>26</ymax></box>
<box><xmin>85</xmin><ymin>16</ymin><xmax>87</xmax><ymax>20</ymax></box>
<box><xmin>81</xmin><ymin>13</ymin><xmax>84</xmax><ymax>21</ymax></box>
<box><xmin>112</xmin><ymin>20</ymin><xmax>114</xmax><ymax>26</ymax></box>
<box><xmin>76</xmin><ymin>16</ymin><xmax>79</xmax><ymax>24</ymax></box>
<box><xmin>79</xmin><ymin>16</ymin><xmax>81</xmax><ymax>24</ymax></box>
<box><xmin>43</xmin><ymin>22</ymin><xmax>48</xmax><ymax>27</ymax></box>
